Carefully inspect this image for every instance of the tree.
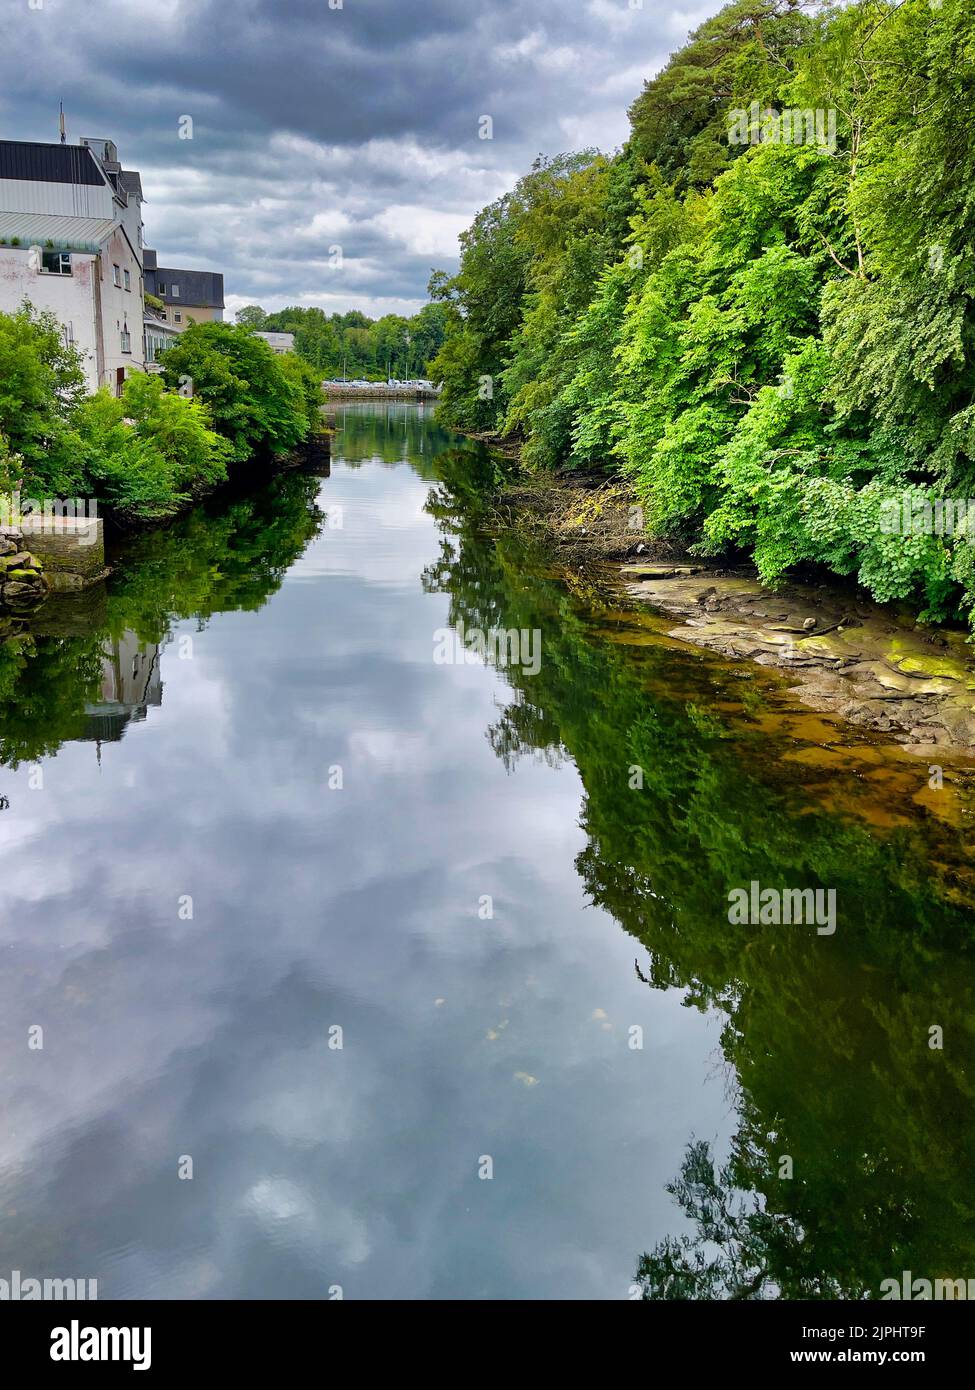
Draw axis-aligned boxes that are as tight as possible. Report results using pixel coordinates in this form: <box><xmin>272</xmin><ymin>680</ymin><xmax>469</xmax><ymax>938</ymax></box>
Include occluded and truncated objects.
<box><xmin>0</xmin><ymin>303</ymin><xmax>86</xmax><ymax>497</ymax></box>
<box><xmin>235</xmin><ymin>305</ymin><xmax>268</xmax><ymax>328</ymax></box>
<box><xmin>427</xmin><ymin>0</ymin><xmax>975</xmax><ymax>627</ymax></box>
<box><xmin>159</xmin><ymin>321</ymin><xmax>317</xmax><ymax>462</ymax></box>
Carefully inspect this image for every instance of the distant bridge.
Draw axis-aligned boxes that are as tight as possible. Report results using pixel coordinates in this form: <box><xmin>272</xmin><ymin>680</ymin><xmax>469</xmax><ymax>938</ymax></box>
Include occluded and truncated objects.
<box><xmin>322</xmin><ymin>384</ymin><xmax>441</xmax><ymax>401</ymax></box>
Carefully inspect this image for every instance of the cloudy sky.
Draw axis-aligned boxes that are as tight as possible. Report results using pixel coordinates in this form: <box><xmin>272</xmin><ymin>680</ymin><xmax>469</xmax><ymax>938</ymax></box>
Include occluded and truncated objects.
<box><xmin>1</xmin><ymin>0</ymin><xmax>718</xmax><ymax>320</ymax></box>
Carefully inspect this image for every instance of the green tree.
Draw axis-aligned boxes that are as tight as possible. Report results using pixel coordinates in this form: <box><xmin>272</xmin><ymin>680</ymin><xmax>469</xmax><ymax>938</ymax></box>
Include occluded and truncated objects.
<box><xmin>0</xmin><ymin>303</ymin><xmax>86</xmax><ymax>497</ymax></box>
<box><xmin>235</xmin><ymin>305</ymin><xmax>268</xmax><ymax>328</ymax></box>
<box><xmin>159</xmin><ymin>321</ymin><xmax>317</xmax><ymax>463</ymax></box>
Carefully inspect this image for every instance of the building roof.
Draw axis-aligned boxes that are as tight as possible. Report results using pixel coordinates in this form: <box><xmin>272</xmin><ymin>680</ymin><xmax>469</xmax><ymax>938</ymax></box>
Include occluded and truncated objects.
<box><xmin>0</xmin><ymin>140</ymin><xmax>104</xmax><ymax>186</ymax></box>
<box><xmin>142</xmin><ymin>247</ymin><xmax>157</xmax><ymax>270</ymax></box>
<box><xmin>0</xmin><ymin>211</ymin><xmax>116</xmax><ymax>247</ymax></box>
<box><xmin>145</xmin><ymin>263</ymin><xmax>224</xmax><ymax>309</ymax></box>
<box><xmin>119</xmin><ymin>170</ymin><xmax>143</xmax><ymax>198</ymax></box>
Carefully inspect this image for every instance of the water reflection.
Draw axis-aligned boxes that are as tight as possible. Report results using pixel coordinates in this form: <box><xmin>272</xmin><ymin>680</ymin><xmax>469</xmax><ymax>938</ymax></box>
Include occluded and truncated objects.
<box><xmin>84</xmin><ymin>634</ymin><xmax>163</xmax><ymax>747</ymax></box>
<box><xmin>423</xmin><ymin>465</ymin><xmax>975</xmax><ymax>1298</ymax></box>
<box><xmin>0</xmin><ymin>406</ymin><xmax>973</xmax><ymax>1300</ymax></box>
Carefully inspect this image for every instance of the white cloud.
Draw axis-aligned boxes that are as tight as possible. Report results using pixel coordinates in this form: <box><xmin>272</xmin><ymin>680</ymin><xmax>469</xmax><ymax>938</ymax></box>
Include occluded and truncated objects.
<box><xmin>371</xmin><ymin>205</ymin><xmax>471</xmax><ymax>260</ymax></box>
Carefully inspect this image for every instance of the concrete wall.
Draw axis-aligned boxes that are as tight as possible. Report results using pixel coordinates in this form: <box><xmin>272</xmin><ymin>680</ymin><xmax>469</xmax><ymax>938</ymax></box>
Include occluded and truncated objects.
<box><xmin>0</xmin><ymin>246</ymin><xmax>101</xmax><ymax>391</ymax></box>
<box><xmin>97</xmin><ymin>225</ymin><xmax>146</xmax><ymax>386</ymax></box>
<box><xmin>0</xmin><ymin>176</ymin><xmax>113</xmax><ymax>221</ymax></box>
<box><xmin>163</xmin><ymin>303</ymin><xmax>223</xmax><ymax>328</ymax></box>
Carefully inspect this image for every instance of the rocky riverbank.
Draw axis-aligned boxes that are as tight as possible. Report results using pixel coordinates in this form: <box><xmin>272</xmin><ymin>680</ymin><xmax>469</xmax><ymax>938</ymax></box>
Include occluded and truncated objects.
<box><xmin>492</xmin><ymin>469</ymin><xmax>975</xmax><ymax>757</ymax></box>
<box><xmin>0</xmin><ymin>527</ymin><xmax>49</xmax><ymax>611</ymax></box>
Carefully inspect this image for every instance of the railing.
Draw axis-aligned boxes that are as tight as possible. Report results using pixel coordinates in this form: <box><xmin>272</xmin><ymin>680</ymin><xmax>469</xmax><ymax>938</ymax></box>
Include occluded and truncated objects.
<box><xmin>322</xmin><ymin>384</ymin><xmax>441</xmax><ymax>400</ymax></box>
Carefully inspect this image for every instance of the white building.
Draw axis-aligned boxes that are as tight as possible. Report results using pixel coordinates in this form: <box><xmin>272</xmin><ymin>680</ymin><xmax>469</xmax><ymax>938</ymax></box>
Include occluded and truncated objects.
<box><xmin>253</xmin><ymin>330</ymin><xmax>295</xmax><ymax>355</ymax></box>
<box><xmin>0</xmin><ymin>137</ymin><xmax>146</xmax><ymax>392</ymax></box>
<box><xmin>144</xmin><ymin>309</ymin><xmax>180</xmax><ymax>371</ymax></box>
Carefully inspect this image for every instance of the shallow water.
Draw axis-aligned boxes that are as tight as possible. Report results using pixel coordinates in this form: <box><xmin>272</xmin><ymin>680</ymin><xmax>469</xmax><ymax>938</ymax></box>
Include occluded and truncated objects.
<box><xmin>1</xmin><ymin>403</ymin><xmax>973</xmax><ymax>1300</ymax></box>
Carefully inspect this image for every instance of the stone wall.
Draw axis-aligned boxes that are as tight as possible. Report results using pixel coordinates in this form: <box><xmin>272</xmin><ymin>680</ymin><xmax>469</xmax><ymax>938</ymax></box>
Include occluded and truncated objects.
<box><xmin>19</xmin><ymin>515</ymin><xmax>106</xmax><ymax>591</ymax></box>
<box><xmin>0</xmin><ymin>527</ymin><xmax>49</xmax><ymax>608</ymax></box>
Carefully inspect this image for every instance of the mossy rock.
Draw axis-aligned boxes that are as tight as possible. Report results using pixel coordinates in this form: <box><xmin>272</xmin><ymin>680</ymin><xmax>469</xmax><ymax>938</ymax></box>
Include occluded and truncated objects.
<box><xmin>2</xmin><ymin>582</ymin><xmax>45</xmax><ymax>605</ymax></box>
<box><xmin>894</xmin><ymin>653</ymin><xmax>967</xmax><ymax>682</ymax></box>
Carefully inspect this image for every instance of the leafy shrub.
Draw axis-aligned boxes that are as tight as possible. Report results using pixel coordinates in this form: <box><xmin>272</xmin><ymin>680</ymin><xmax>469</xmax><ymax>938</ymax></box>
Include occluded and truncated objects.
<box><xmin>159</xmin><ymin>322</ymin><xmax>319</xmax><ymax>463</ymax></box>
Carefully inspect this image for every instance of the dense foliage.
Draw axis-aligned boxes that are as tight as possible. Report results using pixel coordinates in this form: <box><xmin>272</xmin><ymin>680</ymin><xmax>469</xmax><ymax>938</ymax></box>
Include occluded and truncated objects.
<box><xmin>234</xmin><ymin>302</ymin><xmax>448</xmax><ymax>380</ymax></box>
<box><xmin>159</xmin><ymin>321</ymin><xmax>323</xmax><ymax>464</ymax></box>
<box><xmin>0</xmin><ymin>309</ymin><xmax>321</xmax><ymax>523</ymax></box>
<box><xmin>0</xmin><ymin>305</ymin><xmax>231</xmax><ymax>521</ymax></box>
<box><xmin>430</xmin><ymin>0</ymin><xmax>975</xmax><ymax>625</ymax></box>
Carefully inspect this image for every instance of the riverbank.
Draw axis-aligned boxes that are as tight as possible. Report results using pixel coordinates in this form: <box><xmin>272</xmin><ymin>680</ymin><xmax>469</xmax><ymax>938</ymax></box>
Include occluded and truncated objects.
<box><xmin>488</xmin><ymin>464</ymin><xmax>975</xmax><ymax>758</ymax></box>
<box><xmin>0</xmin><ymin>433</ymin><xmax>331</xmax><ymax>621</ymax></box>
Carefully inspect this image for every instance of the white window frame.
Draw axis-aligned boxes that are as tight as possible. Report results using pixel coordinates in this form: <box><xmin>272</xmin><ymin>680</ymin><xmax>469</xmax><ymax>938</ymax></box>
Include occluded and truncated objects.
<box><xmin>41</xmin><ymin>250</ymin><xmax>72</xmax><ymax>276</ymax></box>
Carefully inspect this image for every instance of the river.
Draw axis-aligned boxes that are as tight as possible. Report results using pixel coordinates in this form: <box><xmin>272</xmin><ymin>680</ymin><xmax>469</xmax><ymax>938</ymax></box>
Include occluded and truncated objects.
<box><xmin>1</xmin><ymin>402</ymin><xmax>973</xmax><ymax>1300</ymax></box>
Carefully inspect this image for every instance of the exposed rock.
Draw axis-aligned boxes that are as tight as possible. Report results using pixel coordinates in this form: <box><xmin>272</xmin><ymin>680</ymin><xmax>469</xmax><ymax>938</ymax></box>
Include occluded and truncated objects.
<box><xmin>2</xmin><ymin>580</ymin><xmax>44</xmax><ymax>602</ymax></box>
<box><xmin>624</xmin><ymin>566</ymin><xmax>975</xmax><ymax>754</ymax></box>
<box><xmin>620</xmin><ymin>564</ymin><xmax>704</xmax><ymax>580</ymax></box>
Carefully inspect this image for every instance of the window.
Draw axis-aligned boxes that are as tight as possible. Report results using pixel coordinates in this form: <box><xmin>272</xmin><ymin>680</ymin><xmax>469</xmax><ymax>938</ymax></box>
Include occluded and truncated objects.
<box><xmin>113</xmin><ymin>264</ymin><xmax>122</xmax><ymax>287</ymax></box>
<box><xmin>123</xmin><ymin>268</ymin><xmax>131</xmax><ymax>291</ymax></box>
<box><xmin>174</xmin><ymin>311</ymin><xmax>182</xmax><ymax>324</ymax></box>
<box><xmin>120</xmin><ymin>329</ymin><xmax>132</xmax><ymax>353</ymax></box>
<box><xmin>171</xmin><ymin>284</ymin><xmax>180</xmax><ymax>298</ymax></box>
<box><xmin>41</xmin><ymin>250</ymin><xmax>71</xmax><ymax>275</ymax></box>
<box><xmin>158</xmin><ymin>282</ymin><xmax>166</xmax><ymax>294</ymax></box>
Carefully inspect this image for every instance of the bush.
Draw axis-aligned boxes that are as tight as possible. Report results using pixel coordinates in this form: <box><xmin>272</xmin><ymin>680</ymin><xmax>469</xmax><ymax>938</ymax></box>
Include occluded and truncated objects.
<box><xmin>70</xmin><ymin>391</ymin><xmax>181</xmax><ymax>523</ymax></box>
<box><xmin>159</xmin><ymin>321</ymin><xmax>319</xmax><ymax>463</ymax></box>
<box><xmin>67</xmin><ymin>379</ymin><xmax>232</xmax><ymax>523</ymax></box>
<box><xmin>0</xmin><ymin>303</ymin><xmax>86</xmax><ymax>496</ymax></box>
<box><xmin>121</xmin><ymin>374</ymin><xmax>232</xmax><ymax>499</ymax></box>
<box><xmin>277</xmin><ymin>351</ymin><xmax>325</xmax><ymax>437</ymax></box>
<box><xmin>0</xmin><ymin>307</ymin><xmax>312</xmax><ymax>527</ymax></box>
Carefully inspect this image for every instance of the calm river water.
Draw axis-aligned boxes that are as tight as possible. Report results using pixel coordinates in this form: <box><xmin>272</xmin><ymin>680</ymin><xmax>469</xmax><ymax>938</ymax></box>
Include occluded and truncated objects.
<box><xmin>1</xmin><ymin>403</ymin><xmax>974</xmax><ymax>1299</ymax></box>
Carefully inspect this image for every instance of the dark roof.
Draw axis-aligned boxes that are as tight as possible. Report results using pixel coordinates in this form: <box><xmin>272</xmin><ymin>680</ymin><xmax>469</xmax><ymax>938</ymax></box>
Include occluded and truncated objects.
<box><xmin>145</xmin><ymin>265</ymin><xmax>225</xmax><ymax>309</ymax></box>
<box><xmin>120</xmin><ymin>170</ymin><xmax>143</xmax><ymax>198</ymax></box>
<box><xmin>0</xmin><ymin>140</ymin><xmax>104</xmax><ymax>186</ymax></box>
<box><xmin>142</xmin><ymin>248</ymin><xmax>157</xmax><ymax>270</ymax></box>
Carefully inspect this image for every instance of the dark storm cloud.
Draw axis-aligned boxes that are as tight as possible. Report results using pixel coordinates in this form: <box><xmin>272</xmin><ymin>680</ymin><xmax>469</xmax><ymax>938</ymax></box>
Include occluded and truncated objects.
<box><xmin>0</xmin><ymin>0</ymin><xmax>719</xmax><ymax>316</ymax></box>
